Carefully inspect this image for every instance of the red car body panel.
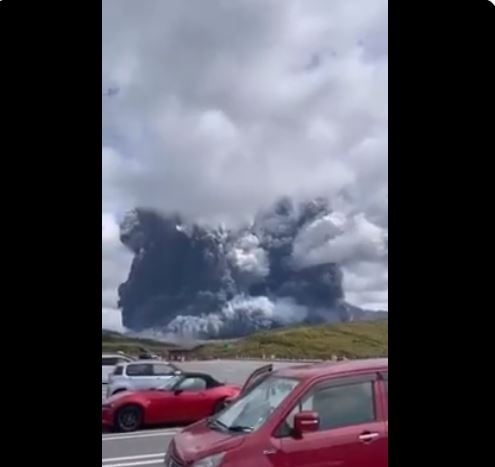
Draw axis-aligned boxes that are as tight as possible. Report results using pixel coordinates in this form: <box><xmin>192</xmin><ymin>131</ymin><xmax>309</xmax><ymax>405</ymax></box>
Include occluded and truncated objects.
<box><xmin>168</xmin><ymin>359</ymin><xmax>388</xmax><ymax>467</ymax></box>
<box><xmin>102</xmin><ymin>384</ymin><xmax>241</xmax><ymax>429</ymax></box>
<box><xmin>172</xmin><ymin>419</ymin><xmax>247</xmax><ymax>460</ymax></box>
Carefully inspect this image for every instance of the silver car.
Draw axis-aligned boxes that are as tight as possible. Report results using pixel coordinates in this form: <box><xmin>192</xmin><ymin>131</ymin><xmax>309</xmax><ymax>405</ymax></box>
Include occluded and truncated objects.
<box><xmin>106</xmin><ymin>360</ymin><xmax>181</xmax><ymax>398</ymax></box>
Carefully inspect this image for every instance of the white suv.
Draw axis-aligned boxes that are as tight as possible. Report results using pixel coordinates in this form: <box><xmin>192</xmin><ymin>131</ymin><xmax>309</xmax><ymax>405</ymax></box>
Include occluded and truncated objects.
<box><xmin>106</xmin><ymin>360</ymin><xmax>181</xmax><ymax>398</ymax></box>
<box><xmin>102</xmin><ymin>353</ymin><xmax>134</xmax><ymax>384</ymax></box>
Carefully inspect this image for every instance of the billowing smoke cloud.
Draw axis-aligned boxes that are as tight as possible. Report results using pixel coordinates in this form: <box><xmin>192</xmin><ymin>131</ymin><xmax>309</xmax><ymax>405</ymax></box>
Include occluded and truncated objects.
<box><xmin>227</xmin><ymin>233</ymin><xmax>270</xmax><ymax>285</ymax></box>
<box><xmin>167</xmin><ymin>296</ymin><xmax>309</xmax><ymax>339</ymax></box>
<box><xmin>292</xmin><ymin>212</ymin><xmax>387</xmax><ymax>267</ymax></box>
<box><xmin>117</xmin><ymin>197</ymin><xmax>387</xmax><ymax>339</ymax></box>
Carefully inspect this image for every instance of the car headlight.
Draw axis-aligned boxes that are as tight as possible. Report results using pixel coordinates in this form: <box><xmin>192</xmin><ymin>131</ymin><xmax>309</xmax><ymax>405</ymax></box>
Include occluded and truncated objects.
<box><xmin>191</xmin><ymin>452</ymin><xmax>226</xmax><ymax>467</ymax></box>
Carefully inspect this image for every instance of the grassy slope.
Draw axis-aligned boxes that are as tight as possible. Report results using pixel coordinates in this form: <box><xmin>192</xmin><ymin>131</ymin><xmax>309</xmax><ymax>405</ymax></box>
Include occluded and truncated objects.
<box><xmin>194</xmin><ymin>320</ymin><xmax>388</xmax><ymax>360</ymax></box>
<box><xmin>102</xmin><ymin>320</ymin><xmax>388</xmax><ymax>360</ymax></box>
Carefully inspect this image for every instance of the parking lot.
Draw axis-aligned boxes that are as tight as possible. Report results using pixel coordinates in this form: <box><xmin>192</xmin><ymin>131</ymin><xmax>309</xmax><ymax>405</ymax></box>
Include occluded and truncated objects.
<box><xmin>102</xmin><ymin>360</ymin><xmax>306</xmax><ymax>466</ymax></box>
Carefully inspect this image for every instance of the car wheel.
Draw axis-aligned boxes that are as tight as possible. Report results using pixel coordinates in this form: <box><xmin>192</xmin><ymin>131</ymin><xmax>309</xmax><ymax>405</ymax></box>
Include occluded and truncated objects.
<box><xmin>115</xmin><ymin>405</ymin><xmax>143</xmax><ymax>432</ymax></box>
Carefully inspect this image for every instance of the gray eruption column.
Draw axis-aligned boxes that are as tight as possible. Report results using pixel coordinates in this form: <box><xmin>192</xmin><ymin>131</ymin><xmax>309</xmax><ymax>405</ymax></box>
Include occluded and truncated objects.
<box><xmin>118</xmin><ymin>197</ymin><xmax>368</xmax><ymax>339</ymax></box>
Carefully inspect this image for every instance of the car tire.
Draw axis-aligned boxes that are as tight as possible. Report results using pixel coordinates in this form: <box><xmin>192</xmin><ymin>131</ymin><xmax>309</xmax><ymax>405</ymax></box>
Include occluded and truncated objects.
<box><xmin>115</xmin><ymin>405</ymin><xmax>143</xmax><ymax>432</ymax></box>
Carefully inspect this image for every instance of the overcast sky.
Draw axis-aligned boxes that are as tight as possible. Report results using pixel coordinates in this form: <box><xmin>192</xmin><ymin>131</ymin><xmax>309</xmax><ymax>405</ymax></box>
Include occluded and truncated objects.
<box><xmin>102</xmin><ymin>0</ymin><xmax>388</xmax><ymax>331</ymax></box>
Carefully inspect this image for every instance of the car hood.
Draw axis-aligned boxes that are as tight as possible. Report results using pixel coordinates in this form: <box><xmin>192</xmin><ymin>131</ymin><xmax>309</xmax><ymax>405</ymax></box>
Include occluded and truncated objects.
<box><xmin>173</xmin><ymin>419</ymin><xmax>246</xmax><ymax>463</ymax></box>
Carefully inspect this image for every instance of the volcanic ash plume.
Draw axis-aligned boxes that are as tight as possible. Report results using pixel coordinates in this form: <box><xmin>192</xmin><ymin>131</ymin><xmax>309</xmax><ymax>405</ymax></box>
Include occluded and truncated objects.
<box><xmin>117</xmin><ymin>197</ymin><xmax>387</xmax><ymax>338</ymax></box>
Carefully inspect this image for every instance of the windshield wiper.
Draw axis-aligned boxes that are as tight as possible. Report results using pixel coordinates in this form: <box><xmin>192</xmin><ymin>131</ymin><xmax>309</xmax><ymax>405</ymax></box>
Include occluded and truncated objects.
<box><xmin>207</xmin><ymin>417</ymin><xmax>229</xmax><ymax>431</ymax></box>
<box><xmin>207</xmin><ymin>417</ymin><xmax>253</xmax><ymax>433</ymax></box>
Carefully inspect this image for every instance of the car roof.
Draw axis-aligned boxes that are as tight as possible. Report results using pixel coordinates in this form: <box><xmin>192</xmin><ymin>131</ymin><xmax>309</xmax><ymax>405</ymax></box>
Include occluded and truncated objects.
<box><xmin>274</xmin><ymin>358</ymin><xmax>388</xmax><ymax>381</ymax></box>
<box><xmin>181</xmin><ymin>372</ymin><xmax>215</xmax><ymax>378</ymax></box>
<box><xmin>123</xmin><ymin>359</ymin><xmax>175</xmax><ymax>365</ymax></box>
<box><xmin>181</xmin><ymin>371</ymin><xmax>216</xmax><ymax>379</ymax></box>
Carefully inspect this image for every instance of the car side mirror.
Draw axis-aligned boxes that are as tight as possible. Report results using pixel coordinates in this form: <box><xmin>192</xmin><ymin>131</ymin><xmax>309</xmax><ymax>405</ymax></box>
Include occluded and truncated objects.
<box><xmin>293</xmin><ymin>411</ymin><xmax>319</xmax><ymax>438</ymax></box>
<box><xmin>173</xmin><ymin>389</ymin><xmax>183</xmax><ymax>395</ymax></box>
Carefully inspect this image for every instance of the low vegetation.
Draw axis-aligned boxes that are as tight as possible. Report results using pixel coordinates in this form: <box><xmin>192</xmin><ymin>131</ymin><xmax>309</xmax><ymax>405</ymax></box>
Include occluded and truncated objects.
<box><xmin>194</xmin><ymin>320</ymin><xmax>387</xmax><ymax>360</ymax></box>
<box><xmin>102</xmin><ymin>320</ymin><xmax>387</xmax><ymax>360</ymax></box>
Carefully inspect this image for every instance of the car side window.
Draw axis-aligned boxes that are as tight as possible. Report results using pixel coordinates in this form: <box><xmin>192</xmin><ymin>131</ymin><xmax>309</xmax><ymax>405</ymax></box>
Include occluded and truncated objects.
<box><xmin>177</xmin><ymin>377</ymin><xmax>207</xmax><ymax>391</ymax></box>
<box><xmin>153</xmin><ymin>364</ymin><xmax>175</xmax><ymax>375</ymax></box>
<box><xmin>278</xmin><ymin>380</ymin><xmax>376</xmax><ymax>436</ymax></box>
<box><xmin>126</xmin><ymin>363</ymin><xmax>153</xmax><ymax>376</ymax></box>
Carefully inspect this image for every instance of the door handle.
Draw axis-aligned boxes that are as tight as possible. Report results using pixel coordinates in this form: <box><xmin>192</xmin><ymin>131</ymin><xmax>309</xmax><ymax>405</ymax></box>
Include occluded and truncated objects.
<box><xmin>358</xmin><ymin>432</ymin><xmax>380</xmax><ymax>443</ymax></box>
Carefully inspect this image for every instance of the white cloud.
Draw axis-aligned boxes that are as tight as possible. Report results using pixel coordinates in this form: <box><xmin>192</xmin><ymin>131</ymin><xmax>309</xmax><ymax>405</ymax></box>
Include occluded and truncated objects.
<box><xmin>102</xmin><ymin>0</ymin><xmax>388</xmax><ymax>322</ymax></box>
<box><xmin>292</xmin><ymin>212</ymin><xmax>387</xmax><ymax>267</ymax></box>
<box><xmin>291</xmin><ymin>209</ymin><xmax>387</xmax><ymax>311</ymax></box>
<box><xmin>343</xmin><ymin>261</ymin><xmax>388</xmax><ymax>310</ymax></box>
<box><xmin>102</xmin><ymin>307</ymin><xmax>127</xmax><ymax>333</ymax></box>
<box><xmin>102</xmin><ymin>213</ymin><xmax>132</xmax><ymax>330</ymax></box>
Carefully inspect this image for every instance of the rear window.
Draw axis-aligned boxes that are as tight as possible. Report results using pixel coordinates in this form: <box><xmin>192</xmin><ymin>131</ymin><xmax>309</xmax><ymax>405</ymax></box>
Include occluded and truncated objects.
<box><xmin>102</xmin><ymin>357</ymin><xmax>120</xmax><ymax>366</ymax></box>
<box><xmin>126</xmin><ymin>363</ymin><xmax>153</xmax><ymax>376</ymax></box>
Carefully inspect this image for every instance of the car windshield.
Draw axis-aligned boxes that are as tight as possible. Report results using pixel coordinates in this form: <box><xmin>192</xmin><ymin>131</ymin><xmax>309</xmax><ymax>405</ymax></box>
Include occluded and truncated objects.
<box><xmin>212</xmin><ymin>376</ymin><xmax>299</xmax><ymax>433</ymax></box>
<box><xmin>156</xmin><ymin>376</ymin><xmax>182</xmax><ymax>390</ymax></box>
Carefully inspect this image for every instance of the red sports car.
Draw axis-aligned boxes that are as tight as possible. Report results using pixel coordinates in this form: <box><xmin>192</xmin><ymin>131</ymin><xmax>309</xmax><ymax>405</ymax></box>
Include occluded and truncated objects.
<box><xmin>102</xmin><ymin>371</ymin><xmax>242</xmax><ymax>432</ymax></box>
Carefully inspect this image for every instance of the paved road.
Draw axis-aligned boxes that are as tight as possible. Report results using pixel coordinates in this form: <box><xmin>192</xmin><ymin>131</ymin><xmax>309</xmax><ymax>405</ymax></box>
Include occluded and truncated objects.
<box><xmin>102</xmin><ymin>360</ymin><xmax>307</xmax><ymax>466</ymax></box>
<box><xmin>103</xmin><ymin>428</ymin><xmax>175</xmax><ymax>466</ymax></box>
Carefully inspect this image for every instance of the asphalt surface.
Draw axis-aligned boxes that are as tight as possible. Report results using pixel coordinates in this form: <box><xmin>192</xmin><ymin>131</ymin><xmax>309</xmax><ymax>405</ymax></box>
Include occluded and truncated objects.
<box><xmin>102</xmin><ymin>360</ymin><xmax>306</xmax><ymax>466</ymax></box>
<box><xmin>103</xmin><ymin>429</ymin><xmax>175</xmax><ymax>466</ymax></box>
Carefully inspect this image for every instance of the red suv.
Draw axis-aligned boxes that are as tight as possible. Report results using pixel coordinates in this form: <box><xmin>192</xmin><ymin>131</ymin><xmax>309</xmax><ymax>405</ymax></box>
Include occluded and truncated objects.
<box><xmin>165</xmin><ymin>358</ymin><xmax>388</xmax><ymax>467</ymax></box>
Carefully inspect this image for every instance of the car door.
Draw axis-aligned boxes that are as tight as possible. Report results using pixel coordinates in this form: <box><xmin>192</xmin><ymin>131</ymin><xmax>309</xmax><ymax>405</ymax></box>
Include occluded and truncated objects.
<box><xmin>125</xmin><ymin>363</ymin><xmax>157</xmax><ymax>390</ymax></box>
<box><xmin>166</xmin><ymin>376</ymin><xmax>211</xmax><ymax>422</ymax></box>
<box><xmin>152</xmin><ymin>362</ymin><xmax>180</xmax><ymax>386</ymax></box>
<box><xmin>277</xmin><ymin>373</ymin><xmax>387</xmax><ymax>467</ymax></box>
<box><xmin>239</xmin><ymin>364</ymin><xmax>273</xmax><ymax>397</ymax></box>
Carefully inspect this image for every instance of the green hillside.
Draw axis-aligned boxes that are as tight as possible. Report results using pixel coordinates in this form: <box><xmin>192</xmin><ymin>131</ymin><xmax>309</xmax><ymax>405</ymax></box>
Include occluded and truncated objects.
<box><xmin>102</xmin><ymin>320</ymin><xmax>388</xmax><ymax>360</ymax></box>
<box><xmin>194</xmin><ymin>320</ymin><xmax>388</xmax><ymax>360</ymax></box>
